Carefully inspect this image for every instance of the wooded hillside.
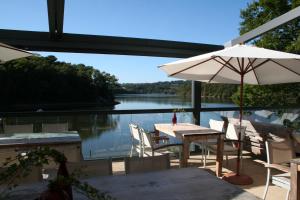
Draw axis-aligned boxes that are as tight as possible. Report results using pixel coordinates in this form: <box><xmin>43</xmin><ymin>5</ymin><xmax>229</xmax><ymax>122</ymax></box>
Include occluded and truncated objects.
<box><xmin>0</xmin><ymin>56</ymin><xmax>120</xmax><ymax>110</ymax></box>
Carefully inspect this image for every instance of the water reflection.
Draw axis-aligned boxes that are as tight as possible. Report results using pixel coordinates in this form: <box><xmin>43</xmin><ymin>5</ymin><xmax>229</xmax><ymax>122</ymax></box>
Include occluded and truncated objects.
<box><xmin>115</xmin><ymin>94</ymin><xmax>191</xmax><ymax>110</ymax></box>
<box><xmin>0</xmin><ymin>95</ymin><xmax>299</xmax><ymax>159</ymax></box>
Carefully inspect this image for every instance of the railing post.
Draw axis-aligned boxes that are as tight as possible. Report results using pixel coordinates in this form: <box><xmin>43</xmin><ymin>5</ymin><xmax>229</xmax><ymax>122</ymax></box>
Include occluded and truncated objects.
<box><xmin>192</xmin><ymin>81</ymin><xmax>201</xmax><ymax>125</ymax></box>
<box><xmin>291</xmin><ymin>158</ymin><xmax>300</xmax><ymax>200</ymax></box>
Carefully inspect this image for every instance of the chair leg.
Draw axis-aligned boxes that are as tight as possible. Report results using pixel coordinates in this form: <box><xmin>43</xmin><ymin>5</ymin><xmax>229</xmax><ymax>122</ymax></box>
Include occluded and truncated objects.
<box><xmin>130</xmin><ymin>145</ymin><xmax>133</xmax><ymax>157</ymax></box>
<box><xmin>201</xmin><ymin>141</ymin><xmax>206</xmax><ymax>168</ymax></box>
<box><xmin>179</xmin><ymin>146</ymin><xmax>182</xmax><ymax>160</ymax></box>
<box><xmin>240</xmin><ymin>154</ymin><xmax>243</xmax><ymax>169</ymax></box>
<box><xmin>203</xmin><ymin>145</ymin><xmax>207</xmax><ymax>168</ymax></box>
<box><xmin>226</xmin><ymin>155</ymin><xmax>228</xmax><ymax>167</ymax></box>
<box><xmin>285</xmin><ymin>188</ymin><xmax>290</xmax><ymax>200</ymax></box>
<box><xmin>201</xmin><ymin>142</ymin><xmax>204</xmax><ymax>163</ymax></box>
<box><xmin>262</xmin><ymin>168</ymin><xmax>271</xmax><ymax>200</ymax></box>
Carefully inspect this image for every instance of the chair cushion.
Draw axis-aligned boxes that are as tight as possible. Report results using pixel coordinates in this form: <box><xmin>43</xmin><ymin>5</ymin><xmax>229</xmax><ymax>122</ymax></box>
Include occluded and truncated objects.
<box><xmin>265</xmin><ymin>163</ymin><xmax>290</xmax><ymax>173</ymax></box>
<box><xmin>272</xmin><ymin>173</ymin><xmax>290</xmax><ymax>189</ymax></box>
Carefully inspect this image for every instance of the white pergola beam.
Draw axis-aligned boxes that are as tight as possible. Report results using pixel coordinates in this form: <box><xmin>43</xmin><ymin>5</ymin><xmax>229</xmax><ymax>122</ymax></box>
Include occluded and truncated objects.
<box><xmin>225</xmin><ymin>6</ymin><xmax>300</xmax><ymax>47</ymax></box>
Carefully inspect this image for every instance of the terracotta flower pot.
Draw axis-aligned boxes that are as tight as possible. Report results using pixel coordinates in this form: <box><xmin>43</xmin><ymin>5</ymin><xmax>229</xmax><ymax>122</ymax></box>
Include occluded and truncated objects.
<box><xmin>39</xmin><ymin>188</ymin><xmax>71</xmax><ymax>200</ymax></box>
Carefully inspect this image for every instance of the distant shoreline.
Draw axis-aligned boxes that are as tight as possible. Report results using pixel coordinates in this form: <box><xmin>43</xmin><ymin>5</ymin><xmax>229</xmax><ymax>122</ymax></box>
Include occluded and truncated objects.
<box><xmin>116</xmin><ymin>93</ymin><xmax>178</xmax><ymax>98</ymax></box>
<box><xmin>0</xmin><ymin>101</ymin><xmax>119</xmax><ymax>112</ymax></box>
<box><xmin>116</xmin><ymin>93</ymin><xmax>232</xmax><ymax>100</ymax></box>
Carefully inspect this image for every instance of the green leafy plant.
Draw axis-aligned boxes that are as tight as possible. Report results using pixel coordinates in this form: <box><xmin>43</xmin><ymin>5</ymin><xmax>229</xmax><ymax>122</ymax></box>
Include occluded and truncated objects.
<box><xmin>0</xmin><ymin>147</ymin><xmax>115</xmax><ymax>200</ymax></box>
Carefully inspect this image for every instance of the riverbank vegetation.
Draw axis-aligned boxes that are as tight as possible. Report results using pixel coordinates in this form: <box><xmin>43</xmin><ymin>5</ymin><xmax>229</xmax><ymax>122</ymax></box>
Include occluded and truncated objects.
<box><xmin>120</xmin><ymin>81</ymin><xmax>238</xmax><ymax>100</ymax></box>
<box><xmin>0</xmin><ymin>56</ymin><xmax>120</xmax><ymax>111</ymax></box>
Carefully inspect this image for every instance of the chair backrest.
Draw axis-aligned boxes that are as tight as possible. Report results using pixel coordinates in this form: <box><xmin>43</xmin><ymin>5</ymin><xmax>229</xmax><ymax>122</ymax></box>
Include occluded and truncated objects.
<box><xmin>129</xmin><ymin>123</ymin><xmax>141</xmax><ymax>143</ymax></box>
<box><xmin>4</xmin><ymin>124</ymin><xmax>34</xmax><ymax>133</ymax></box>
<box><xmin>0</xmin><ymin>166</ymin><xmax>42</xmax><ymax>185</ymax></box>
<box><xmin>67</xmin><ymin>159</ymin><xmax>112</xmax><ymax>178</ymax></box>
<box><xmin>225</xmin><ymin>123</ymin><xmax>246</xmax><ymax>140</ymax></box>
<box><xmin>139</xmin><ymin>127</ymin><xmax>152</xmax><ymax>149</ymax></box>
<box><xmin>209</xmin><ymin>119</ymin><xmax>224</xmax><ymax>132</ymax></box>
<box><xmin>124</xmin><ymin>154</ymin><xmax>170</xmax><ymax>174</ymax></box>
<box><xmin>42</xmin><ymin>123</ymin><xmax>69</xmax><ymax>132</ymax></box>
<box><xmin>265</xmin><ymin>139</ymin><xmax>295</xmax><ymax>165</ymax></box>
<box><xmin>227</xmin><ymin>118</ymin><xmax>257</xmax><ymax>135</ymax></box>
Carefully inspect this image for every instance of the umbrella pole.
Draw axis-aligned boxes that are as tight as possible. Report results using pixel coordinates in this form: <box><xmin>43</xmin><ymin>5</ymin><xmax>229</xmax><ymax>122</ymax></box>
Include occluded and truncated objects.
<box><xmin>236</xmin><ymin>74</ymin><xmax>244</xmax><ymax>176</ymax></box>
<box><xmin>222</xmin><ymin>68</ymin><xmax>253</xmax><ymax>185</ymax></box>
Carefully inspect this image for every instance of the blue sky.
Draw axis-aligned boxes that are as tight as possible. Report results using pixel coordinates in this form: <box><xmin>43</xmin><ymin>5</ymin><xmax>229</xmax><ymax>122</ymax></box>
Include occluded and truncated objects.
<box><xmin>1</xmin><ymin>0</ymin><xmax>252</xmax><ymax>83</ymax></box>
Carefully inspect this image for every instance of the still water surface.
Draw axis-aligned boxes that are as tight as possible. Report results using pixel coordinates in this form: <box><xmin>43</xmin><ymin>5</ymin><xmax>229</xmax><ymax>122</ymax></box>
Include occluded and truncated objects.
<box><xmin>3</xmin><ymin>94</ymin><xmax>299</xmax><ymax>159</ymax></box>
<box><xmin>81</xmin><ymin>95</ymin><xmax>298</xmax><ymax>159</ymax></box>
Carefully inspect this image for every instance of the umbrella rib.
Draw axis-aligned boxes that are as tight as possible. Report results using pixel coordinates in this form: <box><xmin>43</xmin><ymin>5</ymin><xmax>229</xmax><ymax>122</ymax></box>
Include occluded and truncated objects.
<box><xmin>212</xmin><ymin>57</ymin><xmax>236</xmax><ymax>73</ymax></box>
<box><xmin>215</xmin><ymin>57</ymin><xmax>241</xmax><ymax>74</ymax></box>
<box><xmin>168</xmin><ymin>57</ymin><xmax>215</xmax><ymax>77</ymax></box>
<box><xmin>0</xmin><ymin>43</ymin><xmax>32</xmax><ymax>55</ymax></box>
<box><xmin>208</xmin><ymin>57</ymin><xmax>233</xmax><ymax>83</ymax></box>
<box><xmin>244</xmin><ymin>58</ymin><xmax>257</xmax><ymax>73</ymax></box>
<box><xmin>248</xmin><ymin>58</ymin><xmax>260</xmax><ymax>85</ymax></box>
<box><xmin>236</xmin><ymin>58</ymin><xmax>242</xmax><ymax>72</ymax></box>
<box><xmin>270</xmin><ymin>59</ymin><xmax>300</xmax><ymax>76</ymax></box>
<box><xmin>246</xmin><ymin>59</ymin><xmax>270</xmax><ymax>74</ymax></box>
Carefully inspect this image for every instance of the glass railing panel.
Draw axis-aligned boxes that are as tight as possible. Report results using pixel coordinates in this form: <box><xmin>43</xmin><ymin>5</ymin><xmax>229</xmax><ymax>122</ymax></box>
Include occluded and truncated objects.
<box><xmin>0</xmin><ymin>108</ymin><xmax>298</xmax><ymax>160</ymax></box>
<box><xmin>200</xmin><ymin>108</ymin><xmax>300</xmax><ymax>131</ymax></box>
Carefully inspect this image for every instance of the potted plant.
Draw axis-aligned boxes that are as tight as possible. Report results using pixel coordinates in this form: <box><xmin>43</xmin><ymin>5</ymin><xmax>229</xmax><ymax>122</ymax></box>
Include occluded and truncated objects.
<box><xmin>0</xmin><ymin>147</ymin><xmax>114</xmax><ymax>200</ymax></box>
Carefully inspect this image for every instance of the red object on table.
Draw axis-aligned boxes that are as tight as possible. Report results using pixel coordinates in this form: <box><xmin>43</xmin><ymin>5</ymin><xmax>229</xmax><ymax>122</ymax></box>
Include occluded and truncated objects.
<box><xmin>172</xmin><ymin>113</ymin><xmax>177</xmax><ymax>125</ymax></box>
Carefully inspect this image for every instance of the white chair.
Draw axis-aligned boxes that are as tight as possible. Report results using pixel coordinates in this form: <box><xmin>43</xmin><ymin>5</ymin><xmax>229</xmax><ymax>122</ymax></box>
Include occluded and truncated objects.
<box><xmin>262</xmin><ymin>139</ymin><xmax>294</xmax><ymax>200</ymax></box>
<box><xmin>139</xmin><ymin>127</ymin><xmax>182</xmax><ymax>157</ymax></box>
<box><xmin>129</xmin><ymin>123</ymin><xmax>143</xmax><ymax>157</ymax></box>
<box><xmin>207</xmin><ymin>123</ymin><xmax>246</xmax><ymax>166</ymax></box>
<box><xmin>194</xmin><ymin>119</ymin><xmax>224</xmax><ymax>167</ymax></box>
<box><xmin>129</xmin><ymin>123</ymin><xmax>182</xmax><ymax>158</ymax></box>
<box><xmin>42</xmin><ymin>123</ymin><xmax>69</xmax><ymax>132</ymax></box>
<box><xmin>4</xmin><ymin>124</ymin><xmax>34</xmax><ymax>133</ymax></box>
<box><xmin>203</xmin><ymin>119</ymin><xmax>225</xmax><ymax>166</ymax></box>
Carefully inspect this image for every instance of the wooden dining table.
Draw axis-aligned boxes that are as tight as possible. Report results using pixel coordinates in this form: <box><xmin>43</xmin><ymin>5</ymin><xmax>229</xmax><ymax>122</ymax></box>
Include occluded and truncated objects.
<box><xmin>154</xmin><ymin>123</ymin><xmax>225</xmax><ymax>177</ymax></box>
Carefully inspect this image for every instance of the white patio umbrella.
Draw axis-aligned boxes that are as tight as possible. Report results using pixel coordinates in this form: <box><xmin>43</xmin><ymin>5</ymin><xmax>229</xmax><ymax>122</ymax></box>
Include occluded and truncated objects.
<box><xmin>0</xmin><ymin>42</ymin><xmax>33</xmax><ymax>63</ymax></box>
<box><xmin>160</xmin><ymin>44</ymin><xmax>300</xmax><ymax>185</ymax></box>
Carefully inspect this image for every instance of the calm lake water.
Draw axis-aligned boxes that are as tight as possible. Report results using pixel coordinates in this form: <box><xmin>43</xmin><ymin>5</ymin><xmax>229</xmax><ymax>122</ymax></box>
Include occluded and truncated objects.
<box><xmin>75</xmin><ymin>95</ymin><xmax>299</xmax><ymax>159</ymax></box>
<box><xmin>2</xmin><ymin>94</ymin><xmax>299</xmax><ymax>159</ymax></box>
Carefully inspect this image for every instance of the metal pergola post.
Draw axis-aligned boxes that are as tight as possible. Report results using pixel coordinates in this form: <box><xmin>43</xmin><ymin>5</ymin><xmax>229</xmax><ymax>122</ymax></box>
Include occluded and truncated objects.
<box><xmin>192</xmin><ymin>81</ymin><xmax>201</xmax><ymax>125</ymax></box>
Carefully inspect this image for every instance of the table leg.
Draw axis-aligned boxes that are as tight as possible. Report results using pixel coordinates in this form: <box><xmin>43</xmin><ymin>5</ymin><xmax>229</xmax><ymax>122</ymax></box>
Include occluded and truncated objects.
<box><xmin>216</xmin><ymin>134</ymin><xmax>224</xmax><ymax>177</ymax></box>
<box><xmin>290</xmin><ymin>162</ymin><xmax>300</xmax><ymax>200</ymax></box>
<box><xmin>181</xmin><ymin>137</ymin><xmax>190</xmax><ymax>168</ymax></box>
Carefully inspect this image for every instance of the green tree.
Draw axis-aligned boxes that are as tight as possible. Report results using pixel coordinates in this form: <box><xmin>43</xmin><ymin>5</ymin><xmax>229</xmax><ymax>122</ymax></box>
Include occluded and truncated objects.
<box><xmin>0</xmin><ymin>56</ymin><xmax>121</xmax><ymax>110</ymax></box>
<box><xmin>233</xmin><ymin>0</ymin><xmax>300</xmax><ymax>107</ymax></box>
<box><xmin>240</xmin><ymin>0</ymin><xmax>300</xmax><ymax>53</ymax></box>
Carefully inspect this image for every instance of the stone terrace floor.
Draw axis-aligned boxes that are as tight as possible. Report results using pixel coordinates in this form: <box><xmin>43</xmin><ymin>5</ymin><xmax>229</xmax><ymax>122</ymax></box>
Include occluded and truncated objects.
<box><xmin>112</xmin><ymin>152</ymin><xmax>288</xmax><ymax>200</ymax></box>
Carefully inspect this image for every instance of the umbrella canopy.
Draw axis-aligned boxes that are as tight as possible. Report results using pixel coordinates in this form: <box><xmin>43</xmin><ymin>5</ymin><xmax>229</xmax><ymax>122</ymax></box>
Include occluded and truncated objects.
<box><xmin>0</xmin><ymin>43</ymin><xmax>33</xmax><ymax>63</ymax></box>
<box><xmin>160</xmin><ymin>44</ymin><xmax>300</xmax><ymax>185</ymax></box>
<box><xmin>160</xmin><ymin>44</ymin><xmax>300</xmax><ymax>85</ymax></box>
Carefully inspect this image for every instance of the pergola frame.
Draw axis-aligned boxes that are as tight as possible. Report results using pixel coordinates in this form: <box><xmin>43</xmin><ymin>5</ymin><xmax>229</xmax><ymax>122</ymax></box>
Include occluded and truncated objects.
<box><xmin>0</xmin><ymin>29</ymin><xmax>223</xmax><ymax>58</ymax></box>
<box><xmin>0</xmin><ymin>1</ymin><xmax>299</xmax><ymax>125</ymax></box>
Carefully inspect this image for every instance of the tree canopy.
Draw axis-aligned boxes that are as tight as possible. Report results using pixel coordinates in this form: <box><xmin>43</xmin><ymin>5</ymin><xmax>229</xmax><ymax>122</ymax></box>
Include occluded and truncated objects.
<box><xmin>240</xmin><ymin>0</ymin><xmax>300</xmax><ymax>54</ymax></box>
<box><xmin>233</xmin><ymin>0</ymin><xmax>300</xmax><ymax>107</ymax></box>
<box><xmin>120</xmin><ymin>81</ymin><xmax>238</xmax><ymax>100</ymax></box>
<box><xmin>0</xmin><ymin>56</ymin><xmax>120</xmax><ymax>110</ymax></box>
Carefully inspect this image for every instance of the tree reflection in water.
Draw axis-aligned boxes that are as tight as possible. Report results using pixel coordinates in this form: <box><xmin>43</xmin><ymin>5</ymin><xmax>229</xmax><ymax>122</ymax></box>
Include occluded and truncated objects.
<box><xmin>1</xmin><ymin>107</ymin><xmax>299</xmax><ymax>159</ymax></box>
